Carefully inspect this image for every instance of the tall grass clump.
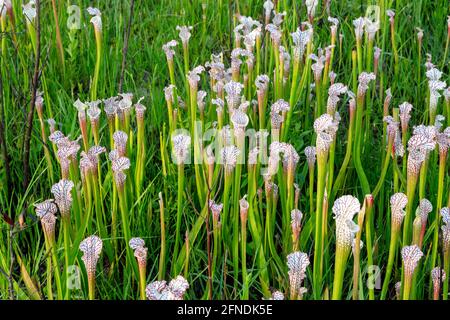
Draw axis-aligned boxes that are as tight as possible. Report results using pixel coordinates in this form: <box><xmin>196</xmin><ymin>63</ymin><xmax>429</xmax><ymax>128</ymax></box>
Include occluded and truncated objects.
<box><xmin>0</xmin><ymin>0</ymin><xmax>449</xmax><ymax>301</ymax></box>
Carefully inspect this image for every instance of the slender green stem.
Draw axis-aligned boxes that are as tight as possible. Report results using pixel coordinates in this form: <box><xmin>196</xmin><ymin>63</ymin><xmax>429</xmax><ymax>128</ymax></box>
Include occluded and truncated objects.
<box><xmin>308</xmin><ymin>164</ymin><xmax>315</xmax><ymax>215</ymax></box>
<box><xmin>373</xmin><ymin>137</ymin><xmax>393</xmax><ymax>198</ymax></box>
<box><xmin>431</xmin><ymin>152</ymin><xmax>446</xmax><ymax>273</ymax></box>
<box><xmin>443</xmin><ymin>250</ymin><xmax>449</xmax><ymax>300</ymax></box>
<box><xmin>88</xmin><ymin>274</ymin><xmax>95</xmax><ymax>300</ymax></box>
<box><xmin>139</xmin><ymin>265</ymin><xmax>146</xmax><ymax>300</ymax></box>
<box><xmin>173</xmin><ymin>164</ymin><xmax>185</xmax><ymax>263</ymax></box>
<box><xmin>365</xmin><ymin>198</ymin><xmax>375</xmax><ymax>300</ymax></box>
<box><xmin>331</xmin><ymin>102</ymin><xmax>355</xmax><ymax>202</ymax></box>
<box><xmin>241</xmin><ymin>217</ymin><xmax>248</xmax><ymax>299</ymax></box>
<box><xmin>403</xmin><ymin>275</ymin><xmax>412</xmax><ymax>300</ymax></box>
<box><xmin>62</xmin><ymin>215</ymin><xmax>71</xmax><ymax>299</ymax></box>
<box><xmin>381</xmin><ymin>226</ymin><xmax>399</xmax><ymax>300</ymax></box>
<box><xmin>403</xmin><ymin>174</ymin><xmax>419</xmax><ymax>245</ymax></box>
<box><xmin>313</xmin><ymin>151</ymin><xmax>327</xmax><ymax>299</ymax></box>
<box><xmin>91</xmin><ymin>29</ymin><xmax>102</xmax><ymax>101</ymax></box>
<box><xmin>158</xmin><ymin>192</ymin><xmax>166</xmax><ymax>280</ymax></box>
<box><xmin>332</xmin><ymin>246</ymin><xmax>349</xmax><ymax>300</ymax></box>
<box><xmin>353</xmin><ymin>94</ymin><xmax>371</xmax><ymax>195</ymax></box>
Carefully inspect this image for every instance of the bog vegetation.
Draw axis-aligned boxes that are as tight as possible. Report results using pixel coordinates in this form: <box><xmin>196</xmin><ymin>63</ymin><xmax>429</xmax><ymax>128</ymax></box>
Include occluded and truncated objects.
<box><xmin>0</xmin><ymin>0</ymin><xmax>449</xmax><ymax>300</ymax></box>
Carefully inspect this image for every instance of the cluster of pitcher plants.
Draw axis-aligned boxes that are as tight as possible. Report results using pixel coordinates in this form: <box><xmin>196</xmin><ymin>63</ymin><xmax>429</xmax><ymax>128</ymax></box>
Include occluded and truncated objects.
<box><xmin>0</xmin><ymin>0</ymin><xmax>449</xmax><ymax>300</ymax></box>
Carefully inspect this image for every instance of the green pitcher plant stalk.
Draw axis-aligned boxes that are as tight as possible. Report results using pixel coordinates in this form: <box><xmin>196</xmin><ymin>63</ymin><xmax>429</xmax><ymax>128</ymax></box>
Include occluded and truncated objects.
<box><xmin>3</xmin><ymin>0</ymin><xmax>450</xmax><ymax>302</ymax></box>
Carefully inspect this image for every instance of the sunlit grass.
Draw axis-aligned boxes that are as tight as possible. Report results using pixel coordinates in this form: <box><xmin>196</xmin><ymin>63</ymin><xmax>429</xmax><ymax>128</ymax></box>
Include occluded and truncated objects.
<box><xmin>0</xmin><ymin>0</ymin><xmax>449</xmax><ymax>300</ymax></box>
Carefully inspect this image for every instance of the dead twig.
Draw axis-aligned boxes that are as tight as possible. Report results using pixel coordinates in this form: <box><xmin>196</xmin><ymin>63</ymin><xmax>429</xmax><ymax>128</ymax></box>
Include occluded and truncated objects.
<box><xmin>22</xmin><ymin>0</ymin><xmax>41</xmax><ymax>192</ymax></box>
<box><xmin>205</xmin><ymin>190</ymin><xmax>212</xmax><ymax>300</ymax></box>
<box><xmin>0</xmin><ymin>71</ymin><xmax>12</xmax><ymax>198</ymax></box>
<box><xmin>118</xmin><ymin>0</ymin><xmax>135</xmax><ymax>92</ymax></box>
<box><xmin>8</xmin><ymin>225</ymin><xmax>15</xmax><ymax>300</ymax></box>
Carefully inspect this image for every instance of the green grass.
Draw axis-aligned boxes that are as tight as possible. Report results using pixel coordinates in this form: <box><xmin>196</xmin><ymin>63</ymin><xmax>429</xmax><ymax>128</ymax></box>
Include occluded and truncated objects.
<box><xmin>0</xmin><ymin>0</ymin><xmax>449</xmax><ymax>300</ymax></box>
